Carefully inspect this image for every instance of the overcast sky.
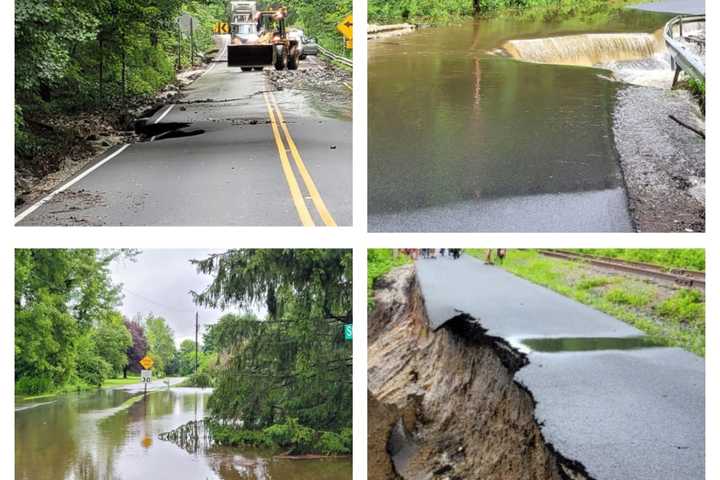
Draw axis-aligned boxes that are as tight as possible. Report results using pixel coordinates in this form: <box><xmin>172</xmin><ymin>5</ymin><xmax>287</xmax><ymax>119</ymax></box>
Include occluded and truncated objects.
<box><xmin>109</xmin><ymin>249</ymin><xmax>237</xmax><ymax>345</ymax></box>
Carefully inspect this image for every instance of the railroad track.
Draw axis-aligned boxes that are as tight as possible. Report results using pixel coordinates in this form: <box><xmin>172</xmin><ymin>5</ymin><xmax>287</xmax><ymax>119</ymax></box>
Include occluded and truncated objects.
<box><xmin>538</xmin><ymin>250</ymin><xmax>705</xmax><ymax>290</ymax></box>
<box><xmin>317</xmin><ymin>45</ymin><xmax>353</xmax><ymax>68</ymax></box>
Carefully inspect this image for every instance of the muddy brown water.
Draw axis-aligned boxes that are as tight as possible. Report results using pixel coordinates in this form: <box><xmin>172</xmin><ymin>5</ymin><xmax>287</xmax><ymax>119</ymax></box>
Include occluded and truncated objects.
<box><xmin>368</xmin><ymin>9</ymin><xmax>672</xmax><ymax>232</ymax></box>
<box><xmin>15</xmin><ymin>384</ymin><xmax>351</xmax><ymax>480</ymax></box>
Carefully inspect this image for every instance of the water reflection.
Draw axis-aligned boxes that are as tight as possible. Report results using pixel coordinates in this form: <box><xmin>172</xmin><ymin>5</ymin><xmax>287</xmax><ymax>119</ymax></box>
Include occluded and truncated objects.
<box><xmin>518</xmin><ymin>335</ymin><xmax>664</xmax><ymax>353</ymax></box>
<box><xmin>368</xmin><ymin>9</ymin><xmax>671</xmax><ymax>230</ymax></box>
<box><xmin>15</xmin><ymin>386</ymin><xmax>351</xmax><ymax>480</ymax></box>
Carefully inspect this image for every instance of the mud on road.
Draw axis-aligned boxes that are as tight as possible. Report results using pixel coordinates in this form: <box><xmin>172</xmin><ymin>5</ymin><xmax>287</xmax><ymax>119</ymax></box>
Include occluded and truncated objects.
<box><xmin>368</xmin><ymin>266</ymin><xmax>589</xmax><ymax>480</ymax></box>
<box><xmin>266</xmin><ymin>56</ymin><xmax>352</xmax><ymax>118</ymax></box>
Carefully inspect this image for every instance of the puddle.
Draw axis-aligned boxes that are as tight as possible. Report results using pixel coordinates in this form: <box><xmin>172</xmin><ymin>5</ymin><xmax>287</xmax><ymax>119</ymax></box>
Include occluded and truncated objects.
<box><xmin>515</xmin><ymin>336</ymin><xmax>664</xmax><ymax>353</ymax></box>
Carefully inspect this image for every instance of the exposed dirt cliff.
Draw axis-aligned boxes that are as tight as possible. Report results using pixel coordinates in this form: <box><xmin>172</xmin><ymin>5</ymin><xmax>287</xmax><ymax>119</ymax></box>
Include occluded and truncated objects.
<box><xmin>368</xmin><ymin>265</ymin><xmax>589</xmax><ymax>480</ymax></box>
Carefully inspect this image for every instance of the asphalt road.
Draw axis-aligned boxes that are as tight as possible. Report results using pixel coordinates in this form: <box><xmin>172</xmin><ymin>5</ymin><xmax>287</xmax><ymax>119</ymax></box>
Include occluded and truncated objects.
<box><xmin>415</xmin><ymin>255</ymin><xmax>704</xmax><ymax>480</ymax></box>
<box><xmin>16</xmin><ymin>39</ymin><xmax>351</xmax><ymax>226</ymax></box>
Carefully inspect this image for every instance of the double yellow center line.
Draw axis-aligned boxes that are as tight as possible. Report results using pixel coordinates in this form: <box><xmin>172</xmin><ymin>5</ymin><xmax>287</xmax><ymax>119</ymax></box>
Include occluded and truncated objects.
<box><xmin>263</xmin><ymin>91</ymin><xmax>336</xmax><ymax>227</ymax></box>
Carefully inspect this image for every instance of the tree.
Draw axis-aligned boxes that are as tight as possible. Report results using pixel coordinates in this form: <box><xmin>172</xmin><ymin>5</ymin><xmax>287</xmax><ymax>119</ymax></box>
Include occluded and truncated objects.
<box><xmin>192</xmin><ymin>250</ymin><xmax>352</xmax><ymax>432</ymax></box>
<box><xmin>144</xmin><ymin>314</ymin><xmax>177</xmax><ymax>375</ymax></box>
<box><xmin>177</xmin><ymin>339</ymin><xmax>200</xmax><ymax>376</ymax></box>
<box><xmin>93</xmin><ymin>312</ymin><xmax>132</xmax><ymax>376</ymax></box>
<box><xmin>124</xmin><ymin>317</ymin><xmax>148</xmax><ymax>378</ymax></box>
<box><xmin>15</xmin><ymin>249</ymin><xmax>124</xmax><ymax>394</ymax></box>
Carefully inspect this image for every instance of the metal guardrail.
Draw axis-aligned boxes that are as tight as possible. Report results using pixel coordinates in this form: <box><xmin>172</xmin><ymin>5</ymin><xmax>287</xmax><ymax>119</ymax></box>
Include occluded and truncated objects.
<box><xmin>317</xmin><ymin>45</ymin><xmax>353</xmax><ymax>68</ymax></box>
<box><xmin>664</xmin><ymin>15</ymin><xmax>705</xmax><ymax>85</ymax></box>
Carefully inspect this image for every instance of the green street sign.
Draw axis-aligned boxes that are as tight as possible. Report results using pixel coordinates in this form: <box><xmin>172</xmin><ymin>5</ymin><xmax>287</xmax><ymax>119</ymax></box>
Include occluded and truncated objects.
<box><xmin>343</xmin><ymin>324</ymin><xmax>352</xmax><ymax>341</ymax></box>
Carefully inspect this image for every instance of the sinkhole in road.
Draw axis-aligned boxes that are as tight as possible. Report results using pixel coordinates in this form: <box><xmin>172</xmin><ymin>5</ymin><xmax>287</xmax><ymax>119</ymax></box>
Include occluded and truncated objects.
<box><xmin>134</xmin><ymin>121</ymin><xmax>205</xmax><ymax>141</ymax></box>
<box><xmin>368</xmin><ymin>266</ymin><xmax>591</xmax><ymax>480</ymax></box>
<box><xmin>515</xmin><ymin>335</ymin><xmax>665</xmax><ymax>353</ymax></box>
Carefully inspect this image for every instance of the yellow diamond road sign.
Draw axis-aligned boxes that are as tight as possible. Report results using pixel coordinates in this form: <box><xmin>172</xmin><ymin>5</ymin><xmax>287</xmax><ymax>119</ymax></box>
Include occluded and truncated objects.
<box><xmin>139</xmin><ymin>356</ymin><xmax>154</xmax><ymax>370</ymax></box>
<box><xmin>213</xmin><ymin>22</ymin><xmax>229</xmax><ymax>34</ymax></box>
<box><xmin>337</xmin><ymin>15</ymin><xmax>352</xmax><ymax>40</ymax></box>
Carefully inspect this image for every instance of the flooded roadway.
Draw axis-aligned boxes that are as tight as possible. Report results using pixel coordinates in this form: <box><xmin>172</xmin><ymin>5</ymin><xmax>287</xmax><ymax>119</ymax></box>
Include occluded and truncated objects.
<box><xmin>15</xmin><ymin>380</ymin><xmax>351</xmax><ymax>480</ymax></box>
<box><xmin>368</xmin><ymin>9</ymin><xmax>673</xmax><ymax>232</ymax></box>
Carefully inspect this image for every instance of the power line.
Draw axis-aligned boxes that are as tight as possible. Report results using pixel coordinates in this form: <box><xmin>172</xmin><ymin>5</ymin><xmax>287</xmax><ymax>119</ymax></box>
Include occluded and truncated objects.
<box><xmin>122</xmin><ymin>287</ymin><xmax>196</xmax><ymax>314</ymax></box>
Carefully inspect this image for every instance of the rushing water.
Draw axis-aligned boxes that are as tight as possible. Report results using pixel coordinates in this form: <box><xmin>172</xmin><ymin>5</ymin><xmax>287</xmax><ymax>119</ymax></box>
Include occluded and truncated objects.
<box><xmin>15</xmin><ymin>383</ymin><xmax>351</xmax><ymax>480</ymax></box>
<box><xmin>368</xmin><ymin>9</ymin><xmax>672</xmax><ymax>232</ymax></box>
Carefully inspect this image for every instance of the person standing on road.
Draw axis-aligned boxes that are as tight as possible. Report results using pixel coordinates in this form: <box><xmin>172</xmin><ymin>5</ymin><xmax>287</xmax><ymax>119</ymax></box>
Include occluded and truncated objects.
<box><xmin>485</xmin><ymin>249</ymin><xmax>493</xmax><ymax>265</ymax></box>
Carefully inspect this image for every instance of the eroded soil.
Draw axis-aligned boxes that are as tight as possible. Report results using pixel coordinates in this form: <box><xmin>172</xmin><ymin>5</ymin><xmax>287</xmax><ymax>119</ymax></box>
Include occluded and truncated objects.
<box><xmin>368</xmin><ymin>265</ymin><xmax>589</xmax><ymax>480</ymax></box>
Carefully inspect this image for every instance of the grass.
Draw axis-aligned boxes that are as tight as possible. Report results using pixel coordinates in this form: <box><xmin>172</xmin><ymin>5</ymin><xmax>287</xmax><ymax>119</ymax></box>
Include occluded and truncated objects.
<box><xmin>368</xmin><ymin>249</ymin><xmax>412</xmax><ymax>309</ymax></box>
<box><xmin>17</xmin><ymin>374</ymin><xmax>143</xmax><ymax>402</ymax></box>
<box><xmin>571</xmin><ymin>249</ymin><xmax>705</xmax><ymax>271</ymax></box>
<box><xmin>102</xmin><ymin>375</ymin><xmax>142</xmax><ymax>388</ymax></box>
<box><xmin>467</xmin><ymin>250</ymin><xmax>705</xmax><ymax>356</ymax></box>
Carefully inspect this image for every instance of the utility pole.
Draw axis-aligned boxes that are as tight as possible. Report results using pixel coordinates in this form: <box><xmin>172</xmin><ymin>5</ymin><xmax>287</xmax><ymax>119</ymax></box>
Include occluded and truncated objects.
<box><xmin>195</xmin><ymin>311</ymin><xmax>199</xmax><ymax>374</ymax></box>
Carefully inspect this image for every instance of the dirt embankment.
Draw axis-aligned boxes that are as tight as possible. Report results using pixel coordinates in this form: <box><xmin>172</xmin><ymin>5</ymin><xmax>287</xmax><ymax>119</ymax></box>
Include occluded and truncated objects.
<box><xmin>368</xmin><ymin>265</ymin><xmax>589</xmax><ymax>480</ymax></box>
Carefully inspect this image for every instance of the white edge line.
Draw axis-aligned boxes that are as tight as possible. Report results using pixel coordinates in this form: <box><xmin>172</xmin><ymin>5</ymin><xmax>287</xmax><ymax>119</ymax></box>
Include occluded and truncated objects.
<box><xmin>154</xmin><ymin>104</ymin><xmax>175</xmax><ymax>124</ymax></box>
<box><xmin>197</xmin><ymin>44</ymin><xmax>226</xmax><ymax>81</ymax></box>
<box><xmin>15</xmin><ymin>144</ymin><xmax>131</xmax><ymax>224</ymax></box>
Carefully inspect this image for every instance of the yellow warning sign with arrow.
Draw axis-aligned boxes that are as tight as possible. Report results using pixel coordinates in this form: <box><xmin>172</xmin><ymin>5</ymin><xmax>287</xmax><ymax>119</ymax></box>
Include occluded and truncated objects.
<box><xmin>213</xmin><ymin>22</ymin><xmax>229</xmax><ymax>34</ymax></box>
<box><xmin>336</xmin><ymin>14</ymin><xmax>352</xmax><ymax>48</ymax></box>
<box><xmin>139</xmin><ymin>355</ymin><xmax>154</xmax><ymax>370</ymax></box>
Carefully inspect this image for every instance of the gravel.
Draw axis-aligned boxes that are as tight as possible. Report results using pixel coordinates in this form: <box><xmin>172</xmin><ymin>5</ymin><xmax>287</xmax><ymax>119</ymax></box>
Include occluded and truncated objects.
<box><xmin>613</xmin><ymin>84</ymin><xmax>705</xmax><ymax>232</ymax></box>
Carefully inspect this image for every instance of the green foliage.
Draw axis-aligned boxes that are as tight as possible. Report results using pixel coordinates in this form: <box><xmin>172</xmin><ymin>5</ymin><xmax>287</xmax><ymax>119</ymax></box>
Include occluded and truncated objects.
<box><xmin>93</xmin><ymin>312</ymin><xmax>133</xmax><ymax>375</ymax></box>
<box><xmin>75</xmin><ymin>333</ymin><xmax>113</xmax><ymax>387</ymax></box>
<box><xmin>367</xmin><ymin>249</ymin><xmax>411</xmax><ymax>309</ymax></box>
<box><xmin>577</xmin><ymin>276</ymin><xmax>613</xmax><ymax>290</ymax></box>
<box><xmin>687</xmin><ymin>78</ymin><xmax>705</xmax><ymax>113</ymax></box>
<box><xmin>208</xmin><ymin>418</ymin><xmax>352</xmax><ymax>455</ymax></box>
<box><xmin>573</xmin><ymin>249</ymin><xmax>705</xmax><ymax>271</ymax></box>
<box><xmin>656</xmin><ymin>289</ymin><xmax>705</xmax><ymax>327</ymax></box>
<box><xmin>185</xmin><ymin>370</ymin><xmax>213</xmax><ymax>388</ymax></box>
<box><xmin>14</xmin><ymin>0</ymin><xmax>228</xmax><ymax>167</ymax></box>
<box><xmin>177</xmin><ymin>339</ymin><xmax>201</xmax><ymax>376</ymax></box>
<box><xmin>15</xmin><ymin>375</ymin><xmax>54</xmax><ymax>396</ymax></box>
<box><xmin>144</xmin><ymin>314</ymin><xmax>177</xmax><ymax>375</ymax></box>
<box><xmin>194</xmin><ymin>250</ymin><xmax>352</xmax><ymax>434</ymax></box>
<box><xmin>15</xmin><ymin>249</ymin><xmax>128</xmax><ymax>395</ymax></box>
<box><xmin>279</xmin><ymin>0</ymin><xmax>353</xmax><ymax>54</ymax></box>
<box><xmin>604</xmin><ymin>287</ymin><xmax>652</xmax><ymax>307</ymax></box>
<box><xmin>368</xmin><ymin>0</ymin><xmax>642</xmax><ymax>24</ymax></box>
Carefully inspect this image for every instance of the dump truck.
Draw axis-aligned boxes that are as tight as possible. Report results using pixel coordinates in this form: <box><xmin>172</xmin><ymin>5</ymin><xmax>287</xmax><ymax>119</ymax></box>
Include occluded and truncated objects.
<box><xmin>226</xmin><ymin>6</ymin><xmax>301</xmax><ymax>71</ymax></box>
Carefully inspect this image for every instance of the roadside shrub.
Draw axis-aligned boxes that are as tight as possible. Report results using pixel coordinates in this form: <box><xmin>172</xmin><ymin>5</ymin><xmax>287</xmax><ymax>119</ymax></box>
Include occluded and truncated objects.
<box><xmin>317</xmin><ymin>430</ymin><xmax>352</xmax><ymax>455</ymax></box>
<box><xmin>577</xmin><ymin>276</ymin><xmax>612</xmax><ymax>290</ymax></box>
<box><xmin>75</xmin><ymin>335</ymin><xmax>112</xmax><ymax>387</ymax></box>
<box><xmin>656</xmin><ymin>289</ymin><xmax>704</xmax><ymax>326</ymax></box>
<box><xmin>16</xmin><ymin>375</ymin><xmax>53</xmax><ymax>396</ymax></box>
<box><xmin>187</xmin><ymin>371</ymin><xmax>213</xmax><ymax>388</ymax></box>
<box><xmin>208</xmin><ymin>417</ymin><xmax>351</xmax><ymax>455</ymax></box>
<box><xmin>605</xmin><ymin>287</ymin><xmax>651</xmax><ymax>307</ymax></box>
<box><xmin>210</xmin><ymin>422</ymin><xmax>274</xmax><ymax>448</ymax></box>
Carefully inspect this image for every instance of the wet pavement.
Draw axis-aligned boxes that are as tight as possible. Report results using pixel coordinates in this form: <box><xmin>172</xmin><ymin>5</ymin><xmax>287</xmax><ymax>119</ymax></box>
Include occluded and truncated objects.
<box><xmin>15</xmin><ymin>379</ymin><xmax>351</xmax><ymax>480</ymax></box>
<box><xmin>368</xmin><ymin>9</ymin><xmax>673</xmax><ymax>232</ymax></box>
<box><xmin>415</xmin><ymin>255</ymin><xmax>704</xmax><ymax>479</ymax></box>
<box><xmin>16</xmin><ymin>38</ymin><xmax>352</xmax><ymax>226</ymax></box>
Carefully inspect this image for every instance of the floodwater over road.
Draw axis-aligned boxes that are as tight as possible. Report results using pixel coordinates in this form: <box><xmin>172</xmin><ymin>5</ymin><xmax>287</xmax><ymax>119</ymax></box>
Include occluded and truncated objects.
<box><xmin>368</xmin><ymin>9</ymin><xmax>673</xmax><ymax>232</ymax></box>
<box><xmin>15</xmin><ymin>381</ymin><xmax>351</xmax><ymax>480</ymax></box>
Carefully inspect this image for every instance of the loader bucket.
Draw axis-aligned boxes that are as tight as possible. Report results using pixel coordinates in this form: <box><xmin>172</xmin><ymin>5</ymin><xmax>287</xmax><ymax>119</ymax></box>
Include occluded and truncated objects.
<box><xmin>227</xmin><ymin>44</ymin><xmax>274</xmax><ymax>67</ymax></box>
